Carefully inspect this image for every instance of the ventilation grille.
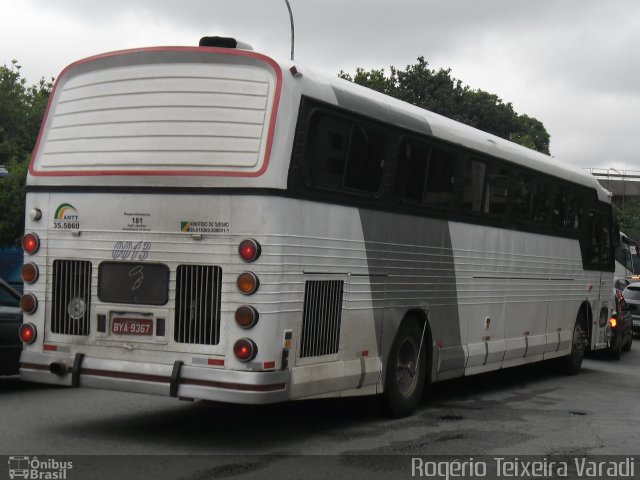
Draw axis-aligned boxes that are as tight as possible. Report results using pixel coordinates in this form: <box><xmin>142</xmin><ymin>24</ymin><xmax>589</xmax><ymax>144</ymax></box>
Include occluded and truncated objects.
<box><xmin>51</xmin><ymin>260</ymin><xmax>92</xmax><ymax>336</ymax></box>
<box><xmin>300</xmin><ymin>280</ymin><xmax>344</xmax><ymax>358</ymax></box>
<box><xmin>174</xmin><ymin>265</ymin><xmax>222</xmax><ymax>345</ymax></box>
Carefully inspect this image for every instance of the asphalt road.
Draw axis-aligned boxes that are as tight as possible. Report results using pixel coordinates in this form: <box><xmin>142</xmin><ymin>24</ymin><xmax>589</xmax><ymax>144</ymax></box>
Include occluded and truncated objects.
<box><xmin>2</xmin><ymin>348</ymin><xmax>639</xmax><ymax>479</ymax></box>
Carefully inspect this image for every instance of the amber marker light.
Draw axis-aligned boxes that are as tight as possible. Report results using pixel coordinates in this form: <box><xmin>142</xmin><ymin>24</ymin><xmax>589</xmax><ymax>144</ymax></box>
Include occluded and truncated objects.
<box><xmin>21</xmin><ymin>263</ymin><xmax>39</xmax><ymax>284</ymax></box>
<box><xmin>22</xmin><ymin>233</ymin><xmax>40</xmax><ymax>255</ymax></box>
<box><xmin>235</xmin><ymin>305</ymin><xmax>259</xmax><ymax>329</ymax></box>
<box><xmin>609</xmin><ymin>317</ymin><xmax>618</xmax><ymax>328</ymax></box>
<box><xmin>20</xmin><ymin>293</ymin><xmax>38</xmax><ymax>314</ymax></box>
<box><xmin>237</xmin><ymin>272</ymin><xmax>259</xmax><ymax>295</ymax></box>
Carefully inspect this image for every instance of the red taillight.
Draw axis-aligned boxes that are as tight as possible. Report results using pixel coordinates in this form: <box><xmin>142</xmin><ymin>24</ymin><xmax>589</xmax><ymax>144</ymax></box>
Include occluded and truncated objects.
<box><xmin>22</xmin><ymin>233</ymin><xmax>40</xmax><ymax>255</ymax></box>
<box><xmin>233</xmin><ymin>338</ymin><xmax>258</xmax><ymax>362</ymax></box>
<box><xmin>238</xmin><ymin>239</ymin><xmax>261</xmax><ymax>262</ymax></box>
<box><xmin>21</xmin><ymin>263</ymin><xmax>39</xmax><ymax>284</ymax></box>
<box><xmin>609</xmin><ymin>317</ymin><xmax>618</xmax><ymax>328</ymax></box>
<box><xmin>20</xmin><ymin>293</ymin><xmax>38</xmax><ymax>314</ymax></box>
<box><xmin>19</xmin><ymin>323</ymin><xmax>37</xmax><ymax>344</ymax></box>
<box><xmin>235</xmin><ymin>305</ymin><xmax>259</xmax><ymax>329</ymax></box>
<box><xmin>237</xmin><ymin>272</ymin><xmax>260</xmax><ymax>295</ymax></box>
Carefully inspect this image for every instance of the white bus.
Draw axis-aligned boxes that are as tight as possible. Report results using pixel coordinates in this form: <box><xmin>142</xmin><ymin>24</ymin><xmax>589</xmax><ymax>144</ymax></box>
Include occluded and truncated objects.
<box><xmin>615</xmin><ymin>231</ymin><xmax>639</xmax><ymax>279</ymax></box>
<box><xmin>19</xmin><ymin>37</ymin><xmax>614</xmax><ymax>417</ymax></box>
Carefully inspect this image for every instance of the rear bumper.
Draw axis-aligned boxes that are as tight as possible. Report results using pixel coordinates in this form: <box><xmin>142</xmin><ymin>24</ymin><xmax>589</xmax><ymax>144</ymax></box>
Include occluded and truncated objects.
<box><xmin>19</xmin><ymin>350</ymin><xmax>290</xmax><ymax>404</ymax></box>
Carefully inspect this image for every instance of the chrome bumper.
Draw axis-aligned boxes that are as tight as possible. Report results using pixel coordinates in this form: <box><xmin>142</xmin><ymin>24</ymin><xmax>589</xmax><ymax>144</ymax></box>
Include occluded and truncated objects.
<box><xmin>20</xmin><ymin>350</ymin><xmax>290</xmax><ymax>405</ymax></box>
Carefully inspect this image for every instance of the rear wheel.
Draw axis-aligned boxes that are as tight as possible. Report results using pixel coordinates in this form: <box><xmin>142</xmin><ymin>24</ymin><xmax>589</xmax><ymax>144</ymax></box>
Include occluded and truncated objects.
<box><xmin>381</xmin><ymin>319</ymin><xmax>427</xmax><ymax>418</ymax></box>
<box><xmin>610</xmin><ymin>335</ymin><xmax>622</xmax><ymax>360</ymax></box>
<box><xmin>559</xmin><ymin>314</ymin><xmax>588</xmax><ymax>374</ymax></box>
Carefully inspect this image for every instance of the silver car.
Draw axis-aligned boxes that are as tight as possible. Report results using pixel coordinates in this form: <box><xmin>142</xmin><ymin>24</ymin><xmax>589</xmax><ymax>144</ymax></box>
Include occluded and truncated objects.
<box><xmin>623</xmin><ymin>282</ymin><xmax>640</xmax><ymax>337</ymax></box>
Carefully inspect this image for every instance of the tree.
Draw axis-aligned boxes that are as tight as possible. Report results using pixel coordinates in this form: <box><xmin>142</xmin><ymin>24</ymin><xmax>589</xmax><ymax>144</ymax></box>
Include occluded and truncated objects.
<box><xmin>339</xmin><ymin>57</ymin><xmax>551</xmax><ymax>155</ymax></box>
<box><xmin>0</xmin><ymin>61</ymin><xmax>52</xmax><ymax>247</ymax></box>
<box><xmin>613</xmin><ymin>200</ymin><xmax>640</xmax><ymax>242</ymax></box>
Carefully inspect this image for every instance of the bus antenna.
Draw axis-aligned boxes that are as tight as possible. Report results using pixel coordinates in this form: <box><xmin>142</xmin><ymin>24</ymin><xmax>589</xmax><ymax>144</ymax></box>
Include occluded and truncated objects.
<box><xmin>284</xmin><ymin>0</ymin><xmax>295</xmax><ymax>60</ymax></box>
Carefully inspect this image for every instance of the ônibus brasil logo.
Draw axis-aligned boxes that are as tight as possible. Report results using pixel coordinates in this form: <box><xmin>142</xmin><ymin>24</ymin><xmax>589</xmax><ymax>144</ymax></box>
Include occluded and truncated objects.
<box><xmin>53</xmin><ymin>203</ymin><xmax>79</xmax><ymax>230</ymax></box>
<box><xmin>8</xmin><ymin>456</ymin><xmax>73</xmax><ymax>479</ymax></box>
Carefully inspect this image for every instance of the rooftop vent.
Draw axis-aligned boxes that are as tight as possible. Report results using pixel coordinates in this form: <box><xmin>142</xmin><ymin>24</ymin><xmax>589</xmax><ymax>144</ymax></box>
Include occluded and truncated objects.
<box><xmin>199</xmin><ymin>36</ymin><xmax>253</xmax><ymax>50</ymax></box>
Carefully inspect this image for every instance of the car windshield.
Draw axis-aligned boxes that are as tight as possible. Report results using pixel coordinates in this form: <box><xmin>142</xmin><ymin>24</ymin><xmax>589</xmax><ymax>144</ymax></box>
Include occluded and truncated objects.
<box><xmin>623</xmin><ymin>286</ymin><xmax>640</xmax><ymax>301</ymax></box>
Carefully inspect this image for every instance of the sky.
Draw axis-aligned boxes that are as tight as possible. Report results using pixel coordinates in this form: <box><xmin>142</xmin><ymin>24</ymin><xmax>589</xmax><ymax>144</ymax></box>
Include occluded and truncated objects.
<box><xmin>1</xmin><ymin>0</ymin><xmax>639</xmax><ymax>172</ymax></box>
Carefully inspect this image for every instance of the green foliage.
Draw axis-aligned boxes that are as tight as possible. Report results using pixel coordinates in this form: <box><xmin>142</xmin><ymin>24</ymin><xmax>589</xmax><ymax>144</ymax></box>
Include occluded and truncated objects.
<box><xmin>613</xmin><ymin>200</ymin><xmax>640</xmax><ymax>242</ymax></box>
<box><xmin>339</xmin><ymin>57</ymin><xmax>551</xmax><ymax>155</ymax></box>
<box><xmin>0</xmin><ymin>61</ymin><xmax>52</xmax><ymax>247</ymax></box>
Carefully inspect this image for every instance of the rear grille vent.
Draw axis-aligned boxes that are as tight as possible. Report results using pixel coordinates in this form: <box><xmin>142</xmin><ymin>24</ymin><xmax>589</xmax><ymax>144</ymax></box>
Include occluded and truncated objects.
<box><xmin>174</xmin><ymin>265</ymin><xmax>222</xmax><ymax>345</ymax></box>
<box><xmin>51</xmin><ymin>260</ymin><xmax>92</xmax><ymax>336</ymax></box>
<box><xmin>300</xmin><ymin>280</ymin><xmax>344</xmax><ymax>358</ymax></box>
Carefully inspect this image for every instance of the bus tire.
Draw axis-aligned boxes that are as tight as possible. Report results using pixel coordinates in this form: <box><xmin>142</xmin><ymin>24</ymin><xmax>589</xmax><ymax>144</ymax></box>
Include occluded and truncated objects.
<box><xmin>381</xmin><ymin>318</ymin><xmax>427</xmax><ymax>418</ymax></box>
<box><xmin>559</xmin><ymin>313</ymin><xmax>588</xmax><ymax>375</ymax></box>
<box><xmin>610</xmin><ymin>335</ymin><xmax>622</xmax><ymax>360</ymax></box>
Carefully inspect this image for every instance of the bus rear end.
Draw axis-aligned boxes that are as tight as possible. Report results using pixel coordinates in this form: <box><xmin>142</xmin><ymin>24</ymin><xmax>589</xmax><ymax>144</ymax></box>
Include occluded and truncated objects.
<box><xmin>19</xmin><ymin>43</ymin><xmax>294</xmax><ymax>404</ymax></box>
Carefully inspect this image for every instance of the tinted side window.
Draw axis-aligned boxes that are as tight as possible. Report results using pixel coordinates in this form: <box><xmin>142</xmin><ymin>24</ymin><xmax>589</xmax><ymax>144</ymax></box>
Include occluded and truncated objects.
<box><xmin>306</xmin><ymin>111</ymin><xmax>386</xmax><ymax>194</ymax></box>
<box><xmin>308</xmin><ymin>114</ymin><xmax>350</xmax><ymax>189</ymax></box>
<box><xmin>584</xmin><ymin>212</ymin><xmax>612</xmax><ymax>267</ymax></box>
<box><xmin>395</xmin><ymin>140</ymin><xmax>455</xmax><ymax>208</ymax></box>
<box><xmin>484</xmin><ymin>165</ymin><xmax>510</xmax><ymax>216</ymax></box>
<box><xmin>343</xmin><ymin>125</ymin><xmax>386</xmax><ymax>193</ymax></box>
<box><xmin>425</xmin><ymin>148</ymin><xmax>456</xmax><ymax>208</ymax></box>
<box><xmin>395</xmin><ymin>139</ymin><xmax>430</xmax><ymax>202</ymax></box>
<box><xmin>462</xmin><ymin>158</ymin><xmax>486</xmax><ymax>212</ymax></box>
<box><xmin>600</xmin><ymin>214</ymin><xmax>612</xmax><ymax>266</ymax></box>
<box><xmin>553</xmin><ymin>188</ymin><xmax>582</xmax><ymax>230</ymax></box>
<box><xmin>513</xmin><ymin>173</ymin><xmax>550</xmax><ymax>224</ymax></box>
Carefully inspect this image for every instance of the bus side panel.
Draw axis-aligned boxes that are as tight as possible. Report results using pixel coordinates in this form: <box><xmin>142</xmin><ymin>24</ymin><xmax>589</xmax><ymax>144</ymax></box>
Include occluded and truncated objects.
<box><xmin>359</xmin><ymin>209</ymin><xmax>466</xmax><ymax>384</ymax></box>
<box><xmin>449</xmin><ymin>222</ymin><xmax>603</xmax><ymax>373</ymax></box>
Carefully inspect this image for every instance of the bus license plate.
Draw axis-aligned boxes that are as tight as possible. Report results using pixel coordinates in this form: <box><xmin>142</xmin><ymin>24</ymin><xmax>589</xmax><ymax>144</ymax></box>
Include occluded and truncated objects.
<box><xmin>112</xmin><ymin>317</ymin><xmax>153</xmax><ymax>336</ymax></box>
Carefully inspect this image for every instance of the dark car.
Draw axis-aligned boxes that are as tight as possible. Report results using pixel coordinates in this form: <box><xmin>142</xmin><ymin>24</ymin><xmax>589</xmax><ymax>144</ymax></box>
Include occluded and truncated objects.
<box><xmin>0</xmin><ymin>277</ymin><xmax>22</xmax><ymax>375</ymax></box>
<box><xmin>608</xmin><ymin>286</ymin><xmax>633</xmax><ymax>358</ymax></box>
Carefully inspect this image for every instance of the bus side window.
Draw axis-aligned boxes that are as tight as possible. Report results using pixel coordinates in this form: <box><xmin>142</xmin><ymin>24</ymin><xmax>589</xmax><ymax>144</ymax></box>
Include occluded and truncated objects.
<box><xmin>343</xmin><ymin>124</ymin><xmax>386</xmax><ymax>193</ymax></box>
<box><xmin>462</xmin><ymin>158</ymin><xmax>486</xmax><ymax>213</ymax></box>
<box><xmin>531</xmin><ymin>178</ymin><xmax>550</xmax><ymax>224</ymax></box>
<box><xmin>512</xmin><ymin>172</ymin><xmax>533</xmax><ymax>222</ymax></box>
<box><xmin>308</xmin><ymin>113</ymin><xmax>350</xmax><ymax>189</ymax></box>
<box><xmin>484</xmin><ymin>165</ymin><xmax>510</xmax><ymax>216</ymax></box>
<box><xmin>424</xmin><ymin>148</ymin><xmax>456</xmax><ymax>208</ymax></box>
<box><xmin>395</xmin><ymin>138</ymin><xmax>430</xmax><ymax>202</ymax></box>
<box><xmin>513</xmin><ymin>173</ymin><xmax>550</xmax><ymax>224</ymax></box>
<box><xmin>585</xmin><ymin>211</ymin><xmax>600</xmax><ymax>264</ymax></box>
<box><xmin>600</xmin><ymin>214</ymin><xmax>612</xmax><ymax>267</ymax></box>
<box><xmin>553</xmin><ymin>188</ymin><xmax>581</xmax><ymax>231</ymax></box>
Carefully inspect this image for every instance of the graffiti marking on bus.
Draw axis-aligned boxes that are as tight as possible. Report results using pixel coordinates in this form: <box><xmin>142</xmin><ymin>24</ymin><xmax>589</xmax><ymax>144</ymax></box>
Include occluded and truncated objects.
<box><xmin>112</xmin><ymin>241</ymin><xmax>151</xmax><ymax>261</ymax></box>
<box><xmin>128</xmin><ymin>264</ymin><xmax>144</xmax><ymax>292</ymax></box>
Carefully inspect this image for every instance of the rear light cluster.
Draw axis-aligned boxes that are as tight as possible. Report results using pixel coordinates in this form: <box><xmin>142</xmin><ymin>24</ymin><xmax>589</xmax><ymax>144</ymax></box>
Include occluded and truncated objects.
<box><xmin>22</xmin><ymin>233</ymin><xmax>40</xmax><ymax>255</ymax></box>
<box><xmin>22</xmin><ymin>263</ymin><xmax>39</xmax><ymax>284</ymax></box>
<box><xmin>609</xmin><ymin>316</ymin><xmax>618</xmax><ymax>328</ymax></box>
<box><xmin>20</xmin><ymin>233</ymin><xmax>41</xmax><ymax>344</ymax></box>
<box><xmin>238</xmin><ymin>239</ymin><xmax>261</xmax><ymax>262</ymax></box>
<box><xmin>234</xmin><ymin>239</ymin><xmax>261</xmax><ymax>363</ymax></box>
<box><xmin>233</xmin><ymin>338</ymin><xmax>258</xmax><ymax>362</ymax></box>
<box><xmin>19</xmin><ymin>323</ymin><xmax>37</xmax><ymax>344</ymax></box>
<box><xmin>235</xmin><ymin>305</ymin><xmax>259</xmax><ymax>329</ymax></box>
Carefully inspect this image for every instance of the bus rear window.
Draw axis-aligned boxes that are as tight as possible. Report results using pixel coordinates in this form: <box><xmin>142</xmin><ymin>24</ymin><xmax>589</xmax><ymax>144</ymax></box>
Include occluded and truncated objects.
<box><xmin>31</xmin><ymin>50</ymin><xmax>279</xmax><ymax>176</ymax></box>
